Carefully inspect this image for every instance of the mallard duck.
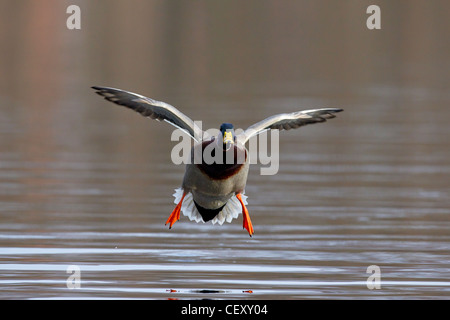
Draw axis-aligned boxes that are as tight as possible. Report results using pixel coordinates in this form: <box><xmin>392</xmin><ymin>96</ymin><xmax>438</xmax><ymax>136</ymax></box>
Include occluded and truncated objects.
<box><xmin>92</xmin><ymin>86</ymin><xmax>343</xmax><ymax>237</ymax></box>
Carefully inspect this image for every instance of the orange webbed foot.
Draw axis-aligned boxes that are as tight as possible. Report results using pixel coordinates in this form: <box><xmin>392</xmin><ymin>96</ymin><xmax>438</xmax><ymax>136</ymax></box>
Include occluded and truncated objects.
<box><xmin>165</xmin><ymin>192</ymin><xmax>186</xmax><ymax>229</ymax></box>
<box><xmin>236</xmin><ymin>193</ymin><xmax>254</xmax><ymax>237</ymax></box>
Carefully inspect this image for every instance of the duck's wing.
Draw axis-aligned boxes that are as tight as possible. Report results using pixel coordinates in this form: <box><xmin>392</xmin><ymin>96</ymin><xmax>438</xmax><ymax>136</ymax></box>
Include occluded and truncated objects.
<box><xmin>236</xmin><ymin>108</ymin><xmax>343</xmax><ymax>144</ymax></box>
<box><xmin>92</xmin><ymin>86</ymin><xmax>203</xmax><ymax>142</ymax></box>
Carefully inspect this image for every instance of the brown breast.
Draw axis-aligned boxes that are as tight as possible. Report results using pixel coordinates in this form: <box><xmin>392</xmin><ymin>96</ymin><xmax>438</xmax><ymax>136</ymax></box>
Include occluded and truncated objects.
<box><xmin>194</xmin><ymin>140</ymin><xmax>247</xmax><ymax>180</ymax></box>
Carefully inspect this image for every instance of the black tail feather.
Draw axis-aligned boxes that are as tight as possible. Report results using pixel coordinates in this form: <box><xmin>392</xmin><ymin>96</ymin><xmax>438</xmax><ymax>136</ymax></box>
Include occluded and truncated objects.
<box><xmin>193</xmin><ymin>201</ymin><xmax>226</xmax><ymax>222</ymax></box>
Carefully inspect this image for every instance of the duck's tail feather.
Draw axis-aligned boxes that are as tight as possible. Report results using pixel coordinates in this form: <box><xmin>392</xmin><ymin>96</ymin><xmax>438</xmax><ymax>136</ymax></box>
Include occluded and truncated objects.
<box><xmin>172</xmin><ymin>188</ymin><xmax>248</xmax><ymax>225</ymax></box>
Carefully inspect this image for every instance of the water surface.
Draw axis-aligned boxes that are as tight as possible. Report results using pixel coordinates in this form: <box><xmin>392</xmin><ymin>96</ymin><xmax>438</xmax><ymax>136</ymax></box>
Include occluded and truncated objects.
<box><xmin>0</xmin><ymin>0</ymin><xmax>449</xmax><ymax>299</ymax></box>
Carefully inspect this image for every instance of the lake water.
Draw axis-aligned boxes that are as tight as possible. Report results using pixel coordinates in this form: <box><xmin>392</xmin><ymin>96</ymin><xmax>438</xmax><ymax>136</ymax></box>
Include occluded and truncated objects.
<box><xmin>0</xmin><ymin>0</ymin><xmax>449</xmax><ymax>299</ymax></box>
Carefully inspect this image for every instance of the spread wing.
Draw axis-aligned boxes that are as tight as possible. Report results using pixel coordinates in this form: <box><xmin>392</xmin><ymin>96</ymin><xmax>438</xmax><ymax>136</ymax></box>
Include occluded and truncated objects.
<box><xmin>92</xmin><ymin>86</ymin><xmax>203</xmax><ymax>141</ymax></box>
<box><xmin>237</xmin><ymin>108</ymin><xmax>343</xmax><ymax>144</ymax></box>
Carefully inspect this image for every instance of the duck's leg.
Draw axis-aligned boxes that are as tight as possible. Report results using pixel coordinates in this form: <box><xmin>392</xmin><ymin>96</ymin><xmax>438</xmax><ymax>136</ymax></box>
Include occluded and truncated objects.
<box><xmin>236</xmin><ymin>193</ymin><xmax>254</xmax><ymax>237</ymax></box>
<box><xmin>165</xmin><ymin>192</ymin><xmax>186</xmax><ymax>229</ymax></box>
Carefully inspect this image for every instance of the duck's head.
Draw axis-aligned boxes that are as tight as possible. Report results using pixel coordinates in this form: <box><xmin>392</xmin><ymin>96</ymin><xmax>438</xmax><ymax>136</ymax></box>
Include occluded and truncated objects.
<box><xmin>219</xmin><ymin>123</ymin><xmax>235</xmax><ymax>151</ymax></box>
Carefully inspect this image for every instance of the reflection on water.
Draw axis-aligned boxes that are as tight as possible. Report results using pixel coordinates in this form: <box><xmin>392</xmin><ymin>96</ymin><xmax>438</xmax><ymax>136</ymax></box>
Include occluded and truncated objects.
<box><xmin>0</xmin><ymin>0</ymin><xmax>450</xmax><ymax>299</ymax></box>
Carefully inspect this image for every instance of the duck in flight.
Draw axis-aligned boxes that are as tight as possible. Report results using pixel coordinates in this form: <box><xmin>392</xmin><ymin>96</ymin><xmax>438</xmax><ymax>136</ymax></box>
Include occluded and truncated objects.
<box><xmin>92</xmin><ymin>86</ymin><xmax>343</xmax><ymax>237</ymax></box>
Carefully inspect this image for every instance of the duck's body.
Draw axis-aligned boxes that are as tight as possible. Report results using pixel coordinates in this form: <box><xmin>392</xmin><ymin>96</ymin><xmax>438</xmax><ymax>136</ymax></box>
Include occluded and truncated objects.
<box><xmin>92</xmin><ymin>86</ymin><xmax>343</xmax><ymax>237</ymax></box>
<box><xmin>181</xmin><ymin>139</ymin><xmax>250</xmax><ymax>224</ymax></box>
<box><xmin>184</xmin><ymin>141</ymin><xmax>249</xmax><ymax>210</ymax></box>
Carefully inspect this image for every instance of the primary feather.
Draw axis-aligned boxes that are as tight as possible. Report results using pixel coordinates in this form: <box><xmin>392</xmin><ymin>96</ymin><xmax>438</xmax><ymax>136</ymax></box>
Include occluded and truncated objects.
<box><xmin>91</xmin><ymin>86</ymin><xmax>203</xmax><ymax>141</ymax></box>
<box><xmin>237</xmin><ymin>108</ymin><xmax>343</xmax><ymax>144</ymax></box>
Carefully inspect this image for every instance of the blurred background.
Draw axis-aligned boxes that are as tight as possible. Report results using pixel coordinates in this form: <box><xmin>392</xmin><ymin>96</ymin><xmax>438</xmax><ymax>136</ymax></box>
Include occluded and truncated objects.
<box><xmin>0</xmin><ymin>0</ymin><xmax>449</xmax><ymax>299</ymax></box>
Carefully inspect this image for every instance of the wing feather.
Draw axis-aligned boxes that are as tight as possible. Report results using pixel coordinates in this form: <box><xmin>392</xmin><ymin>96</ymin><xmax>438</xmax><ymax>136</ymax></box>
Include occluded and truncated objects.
<box><xmin>92</xmin><ymin>86</ymin><xmax>203</xmax><ymax>141</ymax></box>
<box><xmin>237</xmin><ymin>108</ymin><xmax>343</xmax><ymax>144</ymax></box>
